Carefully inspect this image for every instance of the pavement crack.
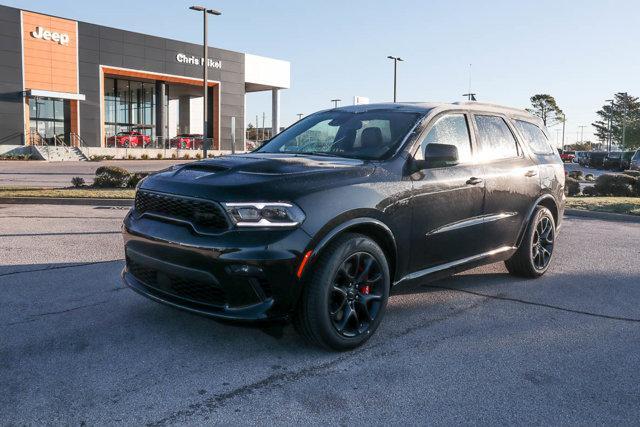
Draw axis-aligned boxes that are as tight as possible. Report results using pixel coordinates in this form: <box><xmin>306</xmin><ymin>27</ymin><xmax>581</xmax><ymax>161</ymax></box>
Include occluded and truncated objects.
<box><xmin>147</xmin><ymin>297</ymin><xmax>488</xmax><ymax>426</ymax></box>
<box><xmin>425</xmin><ymin>285</ymin><xmax>640</xmax><ymax>323</ymax></box>
<box><xmin>0</xmin><ymin>259</ymin><xmax>124</xmax><ymax>278</ymax></box>
<box><xmin>5</xmin><ymin>300</ymin><xmax>109</xmax><ymax>326</ymax></box>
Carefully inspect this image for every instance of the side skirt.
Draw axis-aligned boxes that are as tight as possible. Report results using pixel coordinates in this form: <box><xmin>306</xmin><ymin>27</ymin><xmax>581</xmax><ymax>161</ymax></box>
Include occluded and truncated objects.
<box><xmin>391</xmin><ymin>245</ymin><xmax>517</xmax><ymax>292</ymax></box>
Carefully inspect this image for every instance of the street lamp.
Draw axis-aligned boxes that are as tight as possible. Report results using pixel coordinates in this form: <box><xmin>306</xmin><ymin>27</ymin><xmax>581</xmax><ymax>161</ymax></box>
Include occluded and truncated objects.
<box><xmin>387</xmin><ymin>56</ymin><xmax>403</xmax><ymax>102</ymax></box>
<box><xmin>296</xmin><ymin>113</ymin><xmax>304</xmax><ymax>121</ymax></box>
<box><xmin>330</xmin><ymin>99</ymin><xmax>341</xmax><ymax>108</ymax></box>
<box><xmin>605</xmin><ymin>99</ymin><xmax>614</xmax><ymax>152</ymax></box>
<box><xmin>189</xmin><ymin>5</ymin><xmax>221</xmax><ymax>158</ymax></box>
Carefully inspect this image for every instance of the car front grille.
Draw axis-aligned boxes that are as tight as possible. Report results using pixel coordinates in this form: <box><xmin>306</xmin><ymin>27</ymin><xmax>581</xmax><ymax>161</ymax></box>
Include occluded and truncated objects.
<box><xmin>127</xmin><ymin>257</ymin><xmax>227</xmax><ymax>307</ymax></box>
<box><xmin>135</xmin><ymin>190</ymin><xmax>229</xmax><ymax>232</ymax></box>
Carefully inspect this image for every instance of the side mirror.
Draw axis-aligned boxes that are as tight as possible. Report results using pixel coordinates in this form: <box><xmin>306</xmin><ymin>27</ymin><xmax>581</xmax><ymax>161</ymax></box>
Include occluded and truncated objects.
<box><xmin>413</xmin><ymin>143</ymin><xmax>459</xmax><ymax>170</ymax></box>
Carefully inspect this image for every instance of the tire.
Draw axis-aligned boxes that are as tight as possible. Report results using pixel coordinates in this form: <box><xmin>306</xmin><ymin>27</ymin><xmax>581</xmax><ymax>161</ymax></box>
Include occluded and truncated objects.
<box><xmin>294</xmin><ymin>233</ymin><xmax>390</xmax><ymax>351</ymax></box>
<box><xmin>505</xmin><ymin>206</ymin><xmax>556</xmax><ymax>278</ymax></box>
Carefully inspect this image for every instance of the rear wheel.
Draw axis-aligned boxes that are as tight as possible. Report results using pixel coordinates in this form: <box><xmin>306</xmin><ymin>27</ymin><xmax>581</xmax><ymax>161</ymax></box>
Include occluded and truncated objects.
<box><xmin>294</xmin><ymin>233</ymin><xmax>390</xmax><ymax>350</ymax></box>
<box><xmin>505</xmin><ymin>206</ymin><xmax>556</xmax><ymax>278</ymax></box>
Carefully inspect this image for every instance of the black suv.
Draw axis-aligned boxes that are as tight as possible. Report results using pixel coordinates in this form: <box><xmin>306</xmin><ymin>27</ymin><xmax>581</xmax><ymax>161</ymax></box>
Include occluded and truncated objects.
<box><xmin>122</xmin><ymin>102</ymin><xmax>565</xmax><ymax>350</ymax></box>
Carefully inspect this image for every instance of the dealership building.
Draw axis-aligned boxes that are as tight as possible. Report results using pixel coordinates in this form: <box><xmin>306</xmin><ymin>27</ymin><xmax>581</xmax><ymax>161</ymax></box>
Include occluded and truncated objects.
<box><xmin>0</xmin><ymin>4</ymin><xmax>290</xmax><ymax>155</ymax></box>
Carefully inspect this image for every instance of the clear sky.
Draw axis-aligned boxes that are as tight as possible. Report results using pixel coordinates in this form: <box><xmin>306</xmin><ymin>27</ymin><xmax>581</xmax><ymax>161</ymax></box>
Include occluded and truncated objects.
<box><xmin>7</xmin><ymin>0</ymin><xmax>640</xmax><ymax>144</ymax></box>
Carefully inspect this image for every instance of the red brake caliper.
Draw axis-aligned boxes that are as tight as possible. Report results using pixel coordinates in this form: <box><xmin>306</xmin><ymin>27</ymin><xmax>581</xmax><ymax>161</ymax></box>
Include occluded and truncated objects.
<box><xmin>359</xmin><ymin>285</ymin><xmax>370</xmax><ymax>295</ymax></box>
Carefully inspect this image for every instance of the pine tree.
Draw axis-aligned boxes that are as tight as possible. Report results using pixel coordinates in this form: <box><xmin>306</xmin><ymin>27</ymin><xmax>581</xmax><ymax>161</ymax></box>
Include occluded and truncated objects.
<box><xmin>527</xmin><ymin>94</ymin><xmax>564</xmax><ymax>126</ymax></box>
<box><xmin>592</xmin><ymin>92</ymin><xmax>640</xmax><ymax>149</ymax></box>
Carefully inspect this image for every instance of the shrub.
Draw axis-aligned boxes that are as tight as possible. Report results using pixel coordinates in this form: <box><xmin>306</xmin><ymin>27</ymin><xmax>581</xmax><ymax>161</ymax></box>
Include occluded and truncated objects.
<box><xmin>207</xmin><ymin>154</ymin><xmax>215</xmax><ymax>158</ymax></box>
<box><xmin>127</xmin><ymin>154</ymin><xmax>135</xmax><ymax>160</ymax></box>
<box><xmin>171</xmin><ymin>153</ymin><xmax>177</xmax><ymax>159</ymax></box>
<box><xmin>565</xmin><ymin>177</ymin><xmax>580</xmax><ymax>196</ymax></box>
<box><xmin>156</xmin><ymin>153</ymin><xmax>163</xmax><ymax>159</ymax></box>
<box><xmin>71</xmin><ymin>176</ymin><xmax>85</xmax><ymax>188</ymax></box>
<box><xmin>568</xmin><ymin>170</ymin><xmax>584</xmax><ymax>180</ymax></box>
<box><xmin>141</xmin><ymin>153</ymin><xmax>149</xmax><ymax>160</ymax></box>
<box><xmin>182</xmin><ymin>154</ymin><xmax>191</xmax><ymax>160</ymax></box>
<box><xmin>127</xmin><ymin>172</ymin><xmax>149</xmax><ymax>188</ymax></box>
<box><xmin>582</xmin><ymin>185</ymin><xmax>598</xmax><ymax>196</ymax></box>
<box><xmin>195</xmin><ymin>153</ymin><xmax>202</xmax><ymax>159</ymax></box>
<box><xmin>623</xmin><ymin>170</ymin><xmax>640</xmax><ymax>178</ymax></box>
<box><xmin>93</xmin><ymin>166</ymin><xmax>130</xmax><ymax>188</ymax></box>
<box><xmin>633</xmin><ymin>179</ymin><xmax>640</xmax><ymax>197</ymax></box>
<box><xmin>594</xmin><ymin>173</ymin><xmax>637</xmax><ymax>196</ymax></box>
<box><xmin>584</xmin><ymin>173</ymin><xmax>595</xmax><ymax>182</ymax></box>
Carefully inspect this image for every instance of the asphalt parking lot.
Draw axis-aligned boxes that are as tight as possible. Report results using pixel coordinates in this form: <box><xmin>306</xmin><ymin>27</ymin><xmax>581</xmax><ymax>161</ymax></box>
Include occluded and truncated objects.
<box><xmin>1</xmin><ymin>204</ymin><xmax>640</xmax><ymax>424</ymax></box>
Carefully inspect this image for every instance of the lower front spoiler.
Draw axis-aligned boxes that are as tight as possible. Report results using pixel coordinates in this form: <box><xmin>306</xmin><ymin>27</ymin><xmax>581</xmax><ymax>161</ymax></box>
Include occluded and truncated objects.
<box><xmin>122</xmin><ymin>269</ymin><xmax>280</xmax><ymax>322</ymax></box>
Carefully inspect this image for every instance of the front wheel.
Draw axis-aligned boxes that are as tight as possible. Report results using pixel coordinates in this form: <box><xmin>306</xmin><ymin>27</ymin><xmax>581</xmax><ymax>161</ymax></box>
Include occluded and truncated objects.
<box><xmin>505</xmin><ymin>206</ymin><xmax>556</xmax><ymax>278</ymax></box>
<box><xmin>294</xmin><ymin>233</ymin><xmax>390</xmax><ymax>350</ymax></box>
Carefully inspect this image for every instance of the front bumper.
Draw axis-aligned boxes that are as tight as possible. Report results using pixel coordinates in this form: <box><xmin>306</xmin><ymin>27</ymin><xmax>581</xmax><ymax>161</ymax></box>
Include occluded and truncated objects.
<box><xmin>122</xmin><ymin>211</ymin><xmax>312</xmax><ymax>321</ymax></box>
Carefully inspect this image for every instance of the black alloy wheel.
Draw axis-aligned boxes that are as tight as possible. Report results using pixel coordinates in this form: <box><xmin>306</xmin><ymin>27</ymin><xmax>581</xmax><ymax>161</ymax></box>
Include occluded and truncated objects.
<box><xmin>329</xmin><ymin>252</ymin><xmax>384</xmax><ymax>338</ymax></box>
<box><xmin>531</xmin><ymin>215</ymin><xmax>554</xmax><ymax>271</ymax></box>
<box><xmin>505</xmin><ymin>206</ymin><xmax>556</xmax><ymax>278</ymax></box>
<box><xmin>294</xmin><ymin>233</ymin><xmax>390</xmax><ymax>350</ymax></box>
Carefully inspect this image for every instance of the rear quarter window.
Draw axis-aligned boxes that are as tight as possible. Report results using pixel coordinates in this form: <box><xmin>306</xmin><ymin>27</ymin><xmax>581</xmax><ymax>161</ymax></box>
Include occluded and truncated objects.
<box><xmin>514</xmin><ymin>120</ymin><xmax>555</xmax><ymax>155</ymax></box>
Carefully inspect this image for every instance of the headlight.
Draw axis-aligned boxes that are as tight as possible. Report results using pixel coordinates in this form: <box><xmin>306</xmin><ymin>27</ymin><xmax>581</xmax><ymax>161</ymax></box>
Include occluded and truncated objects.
<box><xmin>222</xmin><ymin>202</ymin><xmax>306</xmax><ymax>227</ymax></box>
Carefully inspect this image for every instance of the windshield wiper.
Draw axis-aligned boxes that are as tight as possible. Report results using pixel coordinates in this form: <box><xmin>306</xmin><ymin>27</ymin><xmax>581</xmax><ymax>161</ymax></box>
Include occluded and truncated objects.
<box><xmin>294</xmin><ymin>151</ymin><xmax>350</xmax><ymax>158</ymax></box>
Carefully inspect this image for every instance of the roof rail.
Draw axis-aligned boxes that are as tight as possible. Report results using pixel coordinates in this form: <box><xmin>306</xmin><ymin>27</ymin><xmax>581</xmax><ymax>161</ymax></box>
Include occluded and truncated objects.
<box><xmin>452</xmin><ymin>101</ymin><xmax>530</xmax><ymax>114</ymax></box>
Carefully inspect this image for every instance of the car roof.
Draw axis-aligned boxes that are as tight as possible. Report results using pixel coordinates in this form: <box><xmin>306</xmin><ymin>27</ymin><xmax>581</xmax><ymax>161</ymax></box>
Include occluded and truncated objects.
<box><xmin>325</xmin><ymin>101</ymin><xmax>543</xmax><ymax>126</ymax></box>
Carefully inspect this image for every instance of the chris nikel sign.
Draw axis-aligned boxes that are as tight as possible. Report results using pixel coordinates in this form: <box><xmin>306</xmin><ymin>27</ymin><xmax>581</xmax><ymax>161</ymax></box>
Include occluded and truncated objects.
<box><xmin>31</xmin><ymin>26</ymin><xmax>70</xmax><ymax>45</ymax></box>
<box><xmin>176</xmin><ymin>53</ymin><xmax>222</xmax><ymax>69</ymax></box>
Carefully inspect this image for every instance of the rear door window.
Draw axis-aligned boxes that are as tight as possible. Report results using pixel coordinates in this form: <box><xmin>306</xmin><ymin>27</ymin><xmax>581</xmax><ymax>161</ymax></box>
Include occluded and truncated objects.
<box><xmin>514</xmin><ymin>120</ymin><xmax>555</xmax><ymax>155</ymax></box>
<box><xmin>474</xmin><ymin>115</ymin><xmax>520</xmax><ymax>160</ymax></box>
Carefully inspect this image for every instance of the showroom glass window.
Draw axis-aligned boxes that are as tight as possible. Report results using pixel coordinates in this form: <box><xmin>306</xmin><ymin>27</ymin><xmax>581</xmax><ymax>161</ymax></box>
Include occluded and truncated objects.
<box><xmin>514</xmin><ymin>120</ymin><xmax>554</xmax><ymax>155</ymax></box>
<box><xmin>417</xmin><ymin>114</ymin><xmax>473</xmax><ymax>162</ymax></box>
<box><xmin>104</xmin><ymin>78</ymin><xmax>156</xmax><ymax>142</ymax></box>
<box><xmin>474</xmin><ymin>115</ymin><xmax>520</xmax><ymax>160</ymax></box>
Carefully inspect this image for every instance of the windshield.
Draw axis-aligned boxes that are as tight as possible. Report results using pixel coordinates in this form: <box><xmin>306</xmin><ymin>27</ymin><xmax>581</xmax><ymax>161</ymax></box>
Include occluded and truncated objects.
<box><xmin>257</xmin><ymin>110</ymin><xmax>424</xmax><ymax>160</ymax></box>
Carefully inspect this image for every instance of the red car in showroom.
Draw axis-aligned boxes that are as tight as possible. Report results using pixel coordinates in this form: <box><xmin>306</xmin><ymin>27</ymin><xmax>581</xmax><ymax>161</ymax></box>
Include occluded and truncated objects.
<box><xmin>169</xmin><ymin>134</ymin><xmax>203</xmax><ymax>149</ymax></box>
<box><xmin>107</xmin><ymin>131</ymin><xmax>151</xmax><ymax>148</ymax></box>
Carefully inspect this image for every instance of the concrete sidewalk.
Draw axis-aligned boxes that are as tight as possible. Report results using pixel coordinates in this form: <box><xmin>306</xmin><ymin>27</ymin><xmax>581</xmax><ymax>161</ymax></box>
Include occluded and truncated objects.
<box><xmin>0</xmin><ymin>159</ymin><xmax>191</xmax><ymax>187</ymax></box>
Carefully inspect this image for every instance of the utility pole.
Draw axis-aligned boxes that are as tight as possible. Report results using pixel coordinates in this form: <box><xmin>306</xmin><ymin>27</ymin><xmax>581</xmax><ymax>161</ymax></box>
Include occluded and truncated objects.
<box><xmin>189</xmin><ymin>5</ymin><xmax>221</xmax><ymax>158</ymax></box>
<box><xmin>387</xmin><ymin>56</ymin><xmax>403</xmax><ymax>102</ymax></box>
<box><xmin>331</xmin><ymin>99</ymin><xmax>341</xmax><ymax>108</ymax></box>
<box><xmin>578</xmin><ymin>125</ymin><xmax>586</xmax><ymax>144</ymax></box>
<box><xmin>555</xmin><ymin>129</ymin><xmax>562</xmax><ymax>148</ymax></box>
<box><xmin>262</xmin><ymin>112</ymin><xmax>266</xmax><ymax>140</ymax></box>
<box><xmin>255</xmin><ymin>114</ymin><xmax>259</xmax><ymax>141</ymax></box>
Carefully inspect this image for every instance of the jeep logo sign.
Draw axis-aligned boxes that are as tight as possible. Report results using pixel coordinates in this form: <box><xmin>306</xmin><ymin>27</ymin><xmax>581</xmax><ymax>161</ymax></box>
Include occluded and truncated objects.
<box><xmin>31</xmin><ymin>26</ymin><xmax>70</xmax><ymax>45</ymax></box>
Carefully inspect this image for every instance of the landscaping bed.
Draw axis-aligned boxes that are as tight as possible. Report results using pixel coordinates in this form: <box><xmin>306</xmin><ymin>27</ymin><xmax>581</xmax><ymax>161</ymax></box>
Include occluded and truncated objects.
<box><xmin>0</xmin><ymin>187</ymin><xmax>135</xmax><ymax>199</ymax></box>
<box><xmin>566</xmin><ymin>197</ymin><xmax>640</xmax><ymax>216</ymax></box>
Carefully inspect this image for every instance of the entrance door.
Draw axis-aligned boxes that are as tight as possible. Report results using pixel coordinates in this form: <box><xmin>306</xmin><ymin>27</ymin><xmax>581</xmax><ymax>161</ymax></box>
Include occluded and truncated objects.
<box><xmin>29</xmin><ymin>98</ymin><xmax>69</xmax><ymax>145</ymax></box>
<box><xmin>409</xmin><ymin>113</ymin><xmax>486</xmax><ymax>272</ymax></box>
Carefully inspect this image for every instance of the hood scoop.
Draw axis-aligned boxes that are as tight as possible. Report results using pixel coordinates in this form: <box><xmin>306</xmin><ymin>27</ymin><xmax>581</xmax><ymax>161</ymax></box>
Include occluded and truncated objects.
<box><xmin>173</xmin><ymin>163</ymin><xmax>230</xmax><ymax>180</ymax></box>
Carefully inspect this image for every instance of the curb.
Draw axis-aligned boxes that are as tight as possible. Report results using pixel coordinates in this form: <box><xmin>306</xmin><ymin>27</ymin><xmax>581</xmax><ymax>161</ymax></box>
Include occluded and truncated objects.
<box><xmin>0</xmin><ymin>197</ymin><xmax>133</xmax><ymax>207</ymax></box>
<box><xmin>565</xmin><ymin>208</ymin><xmax>640</xmax><ymax>223</ymax></box>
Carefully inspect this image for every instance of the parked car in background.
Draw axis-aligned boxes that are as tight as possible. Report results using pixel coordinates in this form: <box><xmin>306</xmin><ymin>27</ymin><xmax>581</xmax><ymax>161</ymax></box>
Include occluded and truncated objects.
<box><xmin>107</xmin><ymin>131</ymin><xmax>151</xmax><ymax>148</ymax></box>
<box><xmin>169</xmin><ymin>134</ymin><xmax>203</xmax><ymax>149</ymax></box>
<box><xmin>586</xmin><ymin>151</ymin><xmax>607</xmax><ymax>168</ymax></box>
<box><xmin>603</xmin><ymin>151</ymin><xmax>623</xmax><ymax>170</ymax></box>
<box><xmin>575</xmin><ymin>151</ymin><xmax>588</xmax><ymax>165</ymax></box>
<box><xmin>560</xmin><ymin>150</ymin><xmax>575</xmax><ymax>163</ymax></box>
<box><xmin>621</xmin><ymin>151</ymin><xmax>635</xmax><ymax>170</ymax></box>
<box><xmin>122</xmin><ymin>101</ymin><xmax>565</xmax><ymax>350</ymax></box>
<box><xmin>630</xmin><ymin>150</ymin><xmax>640</xmax><ymax>171</ymax></box>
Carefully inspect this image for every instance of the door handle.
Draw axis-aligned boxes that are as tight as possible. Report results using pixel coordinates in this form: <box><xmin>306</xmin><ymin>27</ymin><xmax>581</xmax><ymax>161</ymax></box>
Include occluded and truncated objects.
<box><xmin>524</xmin><ymin>170</ymin><xmax>538</xmax><ymax>177</ymax></box>
<box><xmin>466</xmin><ymin>177</ymin><xmax>483</xmax><ymax>185</ymax></box>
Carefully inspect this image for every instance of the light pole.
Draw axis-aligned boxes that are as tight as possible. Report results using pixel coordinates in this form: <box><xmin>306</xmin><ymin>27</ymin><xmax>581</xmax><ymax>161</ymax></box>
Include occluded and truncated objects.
<box><xmin>561</xmin><ymin>114</ymin><xmax>566</xmax><ymax>149</ymax></box>
<box><xmin>296</xmin><ymin>113</ymin><xmax>304</xmax><ymax>121</ymax></box>
<box><xmin>605</xmin><ymin>99</ymin><xmax>614</xmax><ymax>152</ymax></box>
<box><xmin>578</xmin><ymin>125</ymin><xmax>586</xmax><ymax>144</ymax></box>
<box><xmin>621</xmin><ymin>92</ymin><xmax>628</xmax><ymax>149</ymax></box>
<box><xmin>387</xmin><ymin>56</ymin><xmax>403</xmax><ymax>102</ymax></box>
<box><xmin>189</xmin><ymin>5</ymin><xmax>221</xmax><ymax>158</ymax></box>
<box><xmin>331</xmin><ymin>99</ymin><xmax>341</xmax><ymax>108</ymax></box>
